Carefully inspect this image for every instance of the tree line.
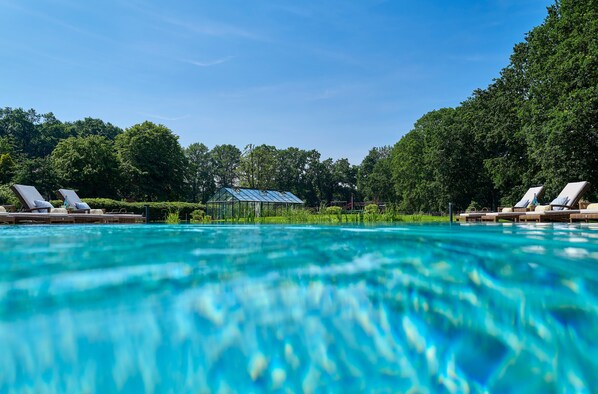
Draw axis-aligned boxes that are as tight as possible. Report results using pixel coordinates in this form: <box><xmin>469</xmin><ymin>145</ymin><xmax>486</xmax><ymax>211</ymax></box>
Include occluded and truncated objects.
<box><xmin>359</xmin><ymin>0</ymin><xmax>597</xmax><ymax>211</ymax></box>
<box><xmin>0</xmin><ymin>114</ymin><xmax>359</xmax><ymax>207</ymax></box>
<box><xmin>1</xmin><ymin>0</ymin><xmax>596</xmax><ymax>211</ymax></box>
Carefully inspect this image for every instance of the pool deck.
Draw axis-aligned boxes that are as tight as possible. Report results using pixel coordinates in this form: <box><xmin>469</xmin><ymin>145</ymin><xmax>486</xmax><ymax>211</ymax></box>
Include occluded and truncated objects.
<box><xmin>0</xmin><ymin>212</ymin><xmax>144</xmax><ymax>224</ymax></box>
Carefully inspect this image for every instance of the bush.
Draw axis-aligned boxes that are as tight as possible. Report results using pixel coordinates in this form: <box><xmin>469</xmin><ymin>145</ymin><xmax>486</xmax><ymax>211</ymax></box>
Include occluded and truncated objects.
<box><xmin>49</xmin><ymin>198</ymin><xmax>204</xmax><ymax>221</ymax></box>
<box><xmin>165</xmin><ymin>211</ymin><xmax>180</xmax><ymax>224</ymax></box>
<box><xmin>325</xmin><ymin>206</ymin><xmax>342</xmax><ymax>215</ymax></box>
<box><xmin>364</xmin><ymin>204</ymin><xmax>379</xmax><ymax>215</ymax></box>
<box><xmin>363</xmin><ymin>203</ymin><xmax>380</xmax><ymax>222</ymax></box>
<box><xmin>190</xmin><ymin>209</ymin><xmax>210</xmax><ymax>223</ymax></box>
<box><xmin>0</xmin><ymin>184</ymin><xmax>20</xmax><ymax>207</ymax></box>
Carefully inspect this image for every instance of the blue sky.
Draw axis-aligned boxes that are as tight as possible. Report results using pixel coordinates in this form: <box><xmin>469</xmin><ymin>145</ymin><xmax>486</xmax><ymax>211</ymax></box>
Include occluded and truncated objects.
<box><xmin>0</xmin><ymin>0</ymin><xmax>552</xmax><ymax>163</ymax></box>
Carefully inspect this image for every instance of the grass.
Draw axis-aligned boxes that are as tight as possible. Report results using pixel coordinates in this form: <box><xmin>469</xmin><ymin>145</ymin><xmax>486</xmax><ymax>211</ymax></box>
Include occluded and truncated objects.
<box><xmin>209</xmin><ymin>208</ymin><xmax>448</xmax><ymax>224</ymax></box>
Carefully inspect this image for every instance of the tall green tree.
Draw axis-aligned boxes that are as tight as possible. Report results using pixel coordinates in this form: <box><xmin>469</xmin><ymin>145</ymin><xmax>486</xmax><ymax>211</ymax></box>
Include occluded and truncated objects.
<box><xmin>274</xmin><ymin>147</ymin><xmax>310</xmax><ymax>199</ymax></box>
<box><xmin>238</xmin><ymin>144</ymin><xmax>277</xmax><ymax>190</ymax></box>
<box><xmin>210</xmin><ymin>144</ymin><xmax>241</xmax><ymax>189</ymax></box>
<box><xmin>464</xmin><ymin>42</ymin><xmax>531</xmax><ymax>206</ymax></box>
<box><xmin>0</xmin><ymin>108</ymin><xmax>70</xmax><ymax>158</ymax></box>
<box><xmin>358</xmin><ymin>146</ymin><xmax>392</xmax><ymax>202</ymax></box>
<box><xmin>521</xmin><ymin>0</ymin><xmax>598</xmax><ymax>200</ymax></box>
<box><xmin>51</xmin><ymin>135</ymin><xmax>120</xmax><ymax>198</ymax></box>
<box><xmin>66</xmin><ymin>117</ymin><xmax>122</xmax><ymax>140</ymax></box>
<box><xmin>185</xmin><ymin>142</ymin><xmax>215</xmax><ymax>203</ymax></box>
<box><xmin>12</xmin><ymin>157</ymin><xmax>59</xmax><ymax>199</ymax></box>
<box><xmin>331</xmin><ymin>158</ymin><xmax>358</xmax><ymax>203</ymax></box>
<box><xmin>116</xmin><ymin>121</ymin><xmax>187</xmax><ymax>201</ymax></box>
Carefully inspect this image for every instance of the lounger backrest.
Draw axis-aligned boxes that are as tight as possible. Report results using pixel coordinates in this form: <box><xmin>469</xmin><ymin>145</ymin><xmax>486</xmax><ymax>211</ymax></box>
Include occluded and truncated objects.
<box><xmin>556</xmin><ymin>181</ymin><xmax>590</xmax><ymax>209</ymax></box>
<box><xmin>57</xmin><ymin>189</ymin><xmax>83</xmax><ymax>204</ymax></box>
<box><xmin>11</xmin><ymin>184</ymin><xmax>46</xmax><ymax>211</ymax></box>
<box><xmin>521</xmin><ymin>186</ymin><xmax>545</xmax><ymax>205</ymax></box>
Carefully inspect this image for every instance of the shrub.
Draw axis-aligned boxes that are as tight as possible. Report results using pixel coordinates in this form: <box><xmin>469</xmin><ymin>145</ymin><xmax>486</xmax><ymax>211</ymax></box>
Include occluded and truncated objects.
<box><xmin>325</xmin><ymin>206</ymin><xmax>342</xmax><ymax>215</ymax></box>
<box><xmin>190</xmin><ymin>209</ymin><xmax>210</xmax><ymax>223</ymax></box>
<box><xmin>49</xmin><ymin>198</ymin><xmax>204</xmax><ymax>221</ymax></box>
<box><xmin>165</xmin><ymin>211</ymin><xmax>180</xmax><ymax>224</ymax></box>
<box><xmin>363</xmin><ymin>203</ymin><xmax>380</xmax><ymax>222</ymax></box>
<box><xmin>0</xmin><ymin>184</ymin><xmax>20</xmax><ymax>207</ymax></box>
<box><xmin>364</xmin><ymin>204</ymin><xmax>379</xmax><ymax>215</ymax></box>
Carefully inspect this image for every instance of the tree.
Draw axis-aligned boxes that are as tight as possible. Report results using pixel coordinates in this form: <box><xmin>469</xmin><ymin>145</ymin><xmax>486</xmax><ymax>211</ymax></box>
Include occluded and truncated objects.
<box><xmin>0</xmin><ymin>108</ymin><xmax>70</xmax><ymax>158</ymax></box>
<box><xmin>0</xmin><ymin>153</ymin><xmax>15</xmax><ymax>184</ymax></box>
<box><xmin>51</xmin><ymin>135</ymin><xmax>120</xmax><ymax>198</ymax></box>
<box><xmin>66</xmin><ymin>117</ymin><xmax>122</xmax><ymax>140</ymax></box>
<box><xmin>115</xmin><ymin>121</ymin><xmax>187</xmax><ymax>201</ymax></box>
<box><xmin>357</xmin><ymin>146</ymin><xmax>392</xmax><ymax>202</ymax></box>
<box><xmin>331</xmin><ymin>158</ymin><xmax>357</xmax><ymax>203</ymax></box>
<box><xmin>185</xmin><ymin>143</ymin><xmax>215</xmax><ymax>203</ymax></box>
<box><xmin>0</xmin><ymin>107</ymin><xmax>39</xmax><ymax>157</ymax></box>
<box><xmin>0</xmin><ymin>137</ymin><xmax>16</xmax><ymax>184</ymax></box>
<box><xmin>12</xmin><ymin>157</ymin><xmax>59</xmax><ymax>199</ymax></box>
<box><xmin>210</xmin><ymin>144</ymin><xmax>241</xmax><ymax>189</ymax></box>
<box><xmin>238</xmin><ymin>144</ymin><xmax>277</xmax><ymax>189</ymax></box>
<box><xmin>520</xmin><ymin>0</ymin><xmax>598</xmax><ymax>200</ymax></box>
<box><xmin>274</xmin><ymin>147</ymin><xmax>310</xmax><ymax>198</ymax></box>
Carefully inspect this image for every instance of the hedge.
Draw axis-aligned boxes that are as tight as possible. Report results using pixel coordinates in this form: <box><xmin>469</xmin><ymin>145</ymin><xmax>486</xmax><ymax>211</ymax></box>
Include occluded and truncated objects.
<box><xmin>49</xmin><ymin>198</ymin><xmax>205</xmax><ymax>221</ymax></box>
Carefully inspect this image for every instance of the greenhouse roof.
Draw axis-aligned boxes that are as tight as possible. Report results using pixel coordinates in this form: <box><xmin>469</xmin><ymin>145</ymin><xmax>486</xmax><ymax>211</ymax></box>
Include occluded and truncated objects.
<box><xmin>208</xmin><ymin>188</ymin><xmax>304</xmax><ymax>204</ymax></box>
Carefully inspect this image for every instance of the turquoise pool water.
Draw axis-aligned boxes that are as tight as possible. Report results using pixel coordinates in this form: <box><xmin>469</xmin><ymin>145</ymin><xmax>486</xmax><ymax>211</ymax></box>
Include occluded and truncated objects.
<box><xmin>1</xmin><ymin>223</ymin><xmax>597</xmax><ymax>393</ymax></box>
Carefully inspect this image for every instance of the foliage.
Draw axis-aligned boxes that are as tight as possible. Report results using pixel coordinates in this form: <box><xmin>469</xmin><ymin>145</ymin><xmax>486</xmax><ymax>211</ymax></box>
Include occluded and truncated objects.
<box><xmin>165</xmin><ymin>210</ymin><xmax>181</xmax><ymax>224</ymax></box>
<box><xmin>190</xmin><ymin>209</ymin><xmax>210</xmax><ymax>223</ymax></box>
<box><xmin>116</xmin><ymin>121</ymin><xmax>187</xmax><ymax>201</ymax></box>
<box><xmin>185</xmin><ymin>143</ymin><xmax>215</xmax><ymax>203</ymax></box>
<box><xmin>325</xmin><ymin>206</ymin><xmax>342</xmax><ymax>215</ymax></box>
<box><xmin>239</xmin><ymin>144</ymin><xmax>277</xmax><ymax>190</ymax></box>
<box><xmin>0</xmin><ymin>153</ymin><xmax>15</xmax><ymax>184</ymax></box>
<box><xmin>66</xmin><ymin>117</ymin><xmax>122</xmax><ymax>140</ymax></box>
<box><xmin>51</xmin><ymin>135</ymin><xmax>120</xmax><ymax>198</ymax></box>
<box><xmin>357</xmin><ymin>146</ymin><xmax>393</xmax><ymax>202</ymax></box>
<box><xmin>12</xmin><ymin>157</ymin><xmax>60</xmax><ymax>199</ymax></box>
<box><xmin>48</xmin><ymin>198</ymin><xmax>204</xmax><ymax>221</ymax></box>
<box><xmin>519</xmin><ymin>0</ymin><xmax>598</xmax><ymax>199</ymax></box>
<box><xmin>210</xmin><ymin>144</ymin><xmax>241</xmax><ymax>189</ymax></box>
<box><xmin>363</xmin><ymin>203</ymin><xmax>379</xmax><ymax>222</ymax></box>
<box><xmin>0</xmin><ymin>184</ymin><xmax>20</xmax><ymax>206</ymax></box>
<box><xmin>216</xmin><ymin>212</ymin><xmax>448</xmax><ymax>224</ymax></box>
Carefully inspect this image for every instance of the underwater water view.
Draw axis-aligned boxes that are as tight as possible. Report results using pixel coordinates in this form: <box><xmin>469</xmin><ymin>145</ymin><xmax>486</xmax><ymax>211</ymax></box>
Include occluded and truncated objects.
<box><xmin>0</xmin><ymin>223</ymin><xmax>597</xmax><ymax>393</ymax></box>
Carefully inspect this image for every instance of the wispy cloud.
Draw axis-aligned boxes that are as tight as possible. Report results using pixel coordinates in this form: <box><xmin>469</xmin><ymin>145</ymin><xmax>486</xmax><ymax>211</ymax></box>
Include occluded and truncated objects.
<box><xmin>183</xmin><ymin>56</ymin><xmax>234</xmax><ymax>67</ymax></box>
<box><xmin>162</xmin><ymin>16</ymin><xmax>263</xmax><ymax>40</ymax></box>
<box><xmin>138</xmin><ymin>113</ymin><xmax>190</xmax><ymax>121</ymax></box>
<box><xmin>309</xmin><ymin>88</ymin><xmax>340</xmax><ymax>101</ymax></box>
<box><xmin>0</xmin><ymin>1</ymin><xmax>110</xmax><ymax>42</ymax></box>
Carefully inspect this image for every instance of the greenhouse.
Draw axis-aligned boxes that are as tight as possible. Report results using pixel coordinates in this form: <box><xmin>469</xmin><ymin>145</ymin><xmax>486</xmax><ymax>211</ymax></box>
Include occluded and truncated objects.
<box><xmin>206</xmin><ymin>187</ymin><xmax>304</xmax><ymax>220</ymax></box>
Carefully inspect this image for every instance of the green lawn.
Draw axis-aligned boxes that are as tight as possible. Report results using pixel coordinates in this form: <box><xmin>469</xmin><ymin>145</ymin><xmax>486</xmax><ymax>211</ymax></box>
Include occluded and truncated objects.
<box><xmin>207</xmin><ymin>211</ymin><xmax>448</xmax><ymax>224</ymax></box>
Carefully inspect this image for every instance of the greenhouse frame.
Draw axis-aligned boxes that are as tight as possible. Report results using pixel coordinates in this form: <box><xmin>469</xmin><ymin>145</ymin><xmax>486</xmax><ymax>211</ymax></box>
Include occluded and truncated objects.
<box><xmin>206</xmin><ymin>187</ymin><xmax>304</xmax><ymax>220</ymax></box>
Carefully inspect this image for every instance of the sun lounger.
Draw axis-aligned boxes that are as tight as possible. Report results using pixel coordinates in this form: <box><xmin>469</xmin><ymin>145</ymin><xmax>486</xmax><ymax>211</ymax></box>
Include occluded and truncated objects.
<box><xmin>10</xmin><ymin>184</ymin><xmax>142</xmax><ymax>224</ymax></box>
<box><xmin>569</xmin><ymin>203</ymin><xmax>598</xmax><ymax>223</ymax></box>
<box><xmin>56</xmin><ymin>188</ymin><xmax>143</xmax><ymax>224</ymax></box>
<box><xmin>460</xmin><ymin>185</ymin><xmax>544</xmax><ymax>222</ymax></box>
<box><xmin>518</xmin><ymin>181</ymin><xmax>590</xmax><ymax>223</ymax></box>
<box><xmin>9</xmin><ymin>185</ymin><xmax>77</xmax><ymax>223</ymax></box>
<box><xmin>11</xmin><ymin>184</ymin><xmax>55</xmax><ymax>213</ymax></box>
<box><xmin>482</xmin><ymin>182</ymin><xmax>590</xmax><ymax>223</ymax></box>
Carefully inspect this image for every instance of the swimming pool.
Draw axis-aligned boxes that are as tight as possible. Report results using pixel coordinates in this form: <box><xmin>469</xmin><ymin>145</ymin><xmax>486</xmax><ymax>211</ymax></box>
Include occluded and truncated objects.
<box><xmin>1</xmin><ymin>223</ymin><xmax>597</xmax><ymax>393</ymax></box>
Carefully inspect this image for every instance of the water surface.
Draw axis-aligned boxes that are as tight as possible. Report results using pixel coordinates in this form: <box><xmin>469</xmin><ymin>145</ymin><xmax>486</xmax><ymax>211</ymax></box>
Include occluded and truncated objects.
<box><xmin>1</xmin><ymin>223</ymin><xmax>597</xmax><ymax>393</ymax></box>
